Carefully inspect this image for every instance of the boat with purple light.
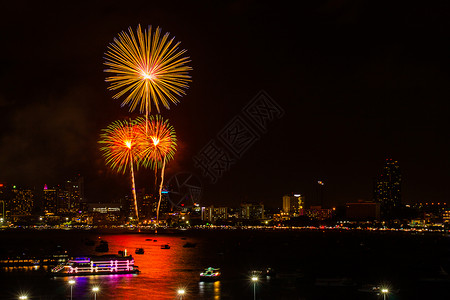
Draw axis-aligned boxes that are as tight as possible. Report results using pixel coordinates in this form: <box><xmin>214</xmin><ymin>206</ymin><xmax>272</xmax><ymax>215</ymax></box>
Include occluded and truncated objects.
<box><xmin>51</xmin><ymin>252</ymin><xmax>139</xmax><ymax>276</ymax></box>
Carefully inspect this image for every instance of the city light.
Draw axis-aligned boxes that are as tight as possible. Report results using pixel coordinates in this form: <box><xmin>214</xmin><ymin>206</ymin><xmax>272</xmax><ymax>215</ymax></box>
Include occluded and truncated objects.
<box><xmin>251</xmin><ymin>276</ymin><xmax>258</xmax><ymax>300</ymax></box>
<box><xmin>92</xmin><ymin>286</ymin><xmax>100</xmax><ymax>300</ymax></box>
<box><xmin>69</xmin><ymin>280</ymin><xmax>76</xmax><ymax>300</ymax></box>
<box><xmin>381</xmin><ymin>288</ymin><xmax>389</xmax><ymax>300</ymax></box>
<box><xmin>177</xmin><ymin>288</ymin><xmax>186</xmax><ymax>298</ymax></box>
<box><xmin>18</xmin><ymin>296</ymin><xmax>28</xmax><ymax>300</ymax></box>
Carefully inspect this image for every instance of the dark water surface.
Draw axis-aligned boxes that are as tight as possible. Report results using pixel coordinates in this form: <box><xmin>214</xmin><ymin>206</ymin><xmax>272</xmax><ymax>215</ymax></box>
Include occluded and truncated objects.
<box><xmin>1</xmin><ymin>229</ymin><xmax>449</xmax><ymax>299</ymax></box>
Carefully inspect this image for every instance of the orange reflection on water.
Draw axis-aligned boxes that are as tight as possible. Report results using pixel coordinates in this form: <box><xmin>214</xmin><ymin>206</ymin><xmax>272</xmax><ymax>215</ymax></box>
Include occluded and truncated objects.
<box><xmin>59</xmin><ymin>234</ymin><xmax>205</xmax><ymax>299</ymax></box>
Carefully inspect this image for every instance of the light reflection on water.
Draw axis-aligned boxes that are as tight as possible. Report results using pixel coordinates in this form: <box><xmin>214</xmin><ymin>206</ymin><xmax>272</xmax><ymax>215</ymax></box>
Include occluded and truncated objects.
<box><xmin>54</xmin><ymin>234</ymin><xmax>212</xmax><ymax>299</ymax></box>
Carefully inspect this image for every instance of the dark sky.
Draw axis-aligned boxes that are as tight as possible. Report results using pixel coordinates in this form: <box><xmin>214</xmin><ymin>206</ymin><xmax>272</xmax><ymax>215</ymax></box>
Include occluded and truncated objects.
<box><xmin>1</xmin><ymin>1</ymin><xmax>450</xmax><ymax>208</ymax></box>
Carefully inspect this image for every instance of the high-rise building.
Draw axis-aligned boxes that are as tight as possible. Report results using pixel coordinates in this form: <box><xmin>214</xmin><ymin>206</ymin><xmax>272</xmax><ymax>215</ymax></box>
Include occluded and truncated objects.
<box><xmin>282</xmin><ymin>194</ymin><xmax>304</xmax><ymax>216</ymax></box>
<box><xmin>240</xmin><ymin>203</ymin><xmax>264</xmax><ymax>220</ymax></box>
<box><xmin>9</xmin><ymin>186</ymin><xmax>34</xmax><ymax>218</ymax></box>
<box><xmin>43</xmin><ymin>184</ymin><xmax>57</xmax><ymax>215</ymax></box>
<box><xmin>374</xmin><ymin>159</ymin><xmax>401</xmax><ymax>219</ymax></box>
<box><xmin>57</xmin><ymin>176</ymin><xmax>84</xmax><ymax>215</ymax></box>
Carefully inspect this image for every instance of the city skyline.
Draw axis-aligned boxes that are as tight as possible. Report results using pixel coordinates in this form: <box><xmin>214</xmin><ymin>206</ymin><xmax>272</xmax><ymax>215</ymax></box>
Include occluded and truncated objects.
<box><xmin>1</xmin><ymin>1</ymin><xmax>449</xmax><ymax>208</ymax></box>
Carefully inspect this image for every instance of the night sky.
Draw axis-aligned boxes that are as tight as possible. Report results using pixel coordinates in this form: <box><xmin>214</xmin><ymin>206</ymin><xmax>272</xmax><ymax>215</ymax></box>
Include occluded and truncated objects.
<box><xmin>1</xmin><ymin>1</ymin><xmax>450</xmax><ymax>208</ymax></box>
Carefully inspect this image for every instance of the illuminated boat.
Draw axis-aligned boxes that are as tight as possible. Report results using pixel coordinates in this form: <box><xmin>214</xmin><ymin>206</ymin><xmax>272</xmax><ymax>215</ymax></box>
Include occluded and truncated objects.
<box><xmin>200</xmin><ymin>267</ymin><xmax>221</xmax><ymax>281</ymax></box>
<box><xmin>51</xmin><ymin>254</ymin><xmax>139</xmax><ymax>276</ymax></box>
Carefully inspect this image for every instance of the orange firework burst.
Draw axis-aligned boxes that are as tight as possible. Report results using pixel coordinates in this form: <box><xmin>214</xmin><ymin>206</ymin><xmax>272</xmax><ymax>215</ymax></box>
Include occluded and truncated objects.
<box><xmin>104</xmin><ymin>24</ymin><xmax>192</xmax><ymax>115</ymax></box>
<box><xmin>136</xmin><ymin>115</ymin><xmax>177</xmax><ymax>170</ymax></box>
<box><xmin>99</xmin><ymin>119</ymin><xmax>140</xmax><ymax>219</ymax></box>
<box><xmin>99</xmin><ymin>119</ymin><xmax>140</xmax><ymax>173</ymax></box>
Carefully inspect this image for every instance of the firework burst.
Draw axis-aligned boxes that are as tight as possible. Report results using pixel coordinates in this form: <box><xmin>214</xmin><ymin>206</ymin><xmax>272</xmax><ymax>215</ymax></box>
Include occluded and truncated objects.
<box><xmin>136</xmin><ymin>115</ymin><xmax>177</xmax><ymax>169</ymax></box>
<box><xmin>99</xmin><ymin>119</ymin><xmax>141</xmax><ymax>220</ymax></box>
<box><xmin>104</xmin><ymin>24</ymin><xmax>192</xmax><ymax>115</ymax></box>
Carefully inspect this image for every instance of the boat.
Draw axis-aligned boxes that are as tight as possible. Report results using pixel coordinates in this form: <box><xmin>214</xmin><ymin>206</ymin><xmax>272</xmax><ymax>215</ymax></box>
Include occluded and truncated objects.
<box><xmin>135</xmin><ymin>248</ymin><xmax>144</xmax><ymax>254</ymax></box>
<box><xmin>51</xmin><ymin>253</ymin><xmax>139</xmax><ymax>276</ymax></box>
<box><xmin>145</xmin><ymin>239</ymin><xmax>152</xmax><ymax>241</ymax></box>
<box><xmin>200</xmin><ymin>267</ymin><xmax>221</xmax><ymax>281</ymax></box>
<box><xmin>183</xmin><ymin>242</ymin><xmax>197</xmax><ymax>248</ymax></box>
<box><xmin>266</xmin><ymin>267</ymin><xmax>276</xmax><ymax>277</ymax></box>
<box><xmin>161</xmin><ymin>244</ymin><xmax>170</xmax><ymax>249</ymax></box>
<box><xmin>95</xmin><ymin>240</ymin><xmax>109</xmax><ymax>252</ymax></box>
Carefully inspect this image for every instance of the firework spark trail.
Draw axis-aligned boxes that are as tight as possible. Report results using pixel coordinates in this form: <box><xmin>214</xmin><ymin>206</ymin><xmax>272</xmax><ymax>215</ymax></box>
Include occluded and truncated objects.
<box><xmin>129</xmin><ymin>159</ymin><xmax>139</xmax><ymax>220</ymax></box>
<box><xmin>104</xmin><ymin>24</ymin><xmax>192</xmax><ymax>118</ymax></box>
<box><xmin>135</xmin><ymin>115</ymin><xmax>177</xmax><ymax>224</ymax></box>
<box><xmin>156</xmin><ymin>155</ymin><xmax>166</xmax><ymax>224</ymax></box>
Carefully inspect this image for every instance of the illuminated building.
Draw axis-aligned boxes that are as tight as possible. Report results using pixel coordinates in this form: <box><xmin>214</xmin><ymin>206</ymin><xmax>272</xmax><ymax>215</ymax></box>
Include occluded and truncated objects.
<box><xmin>88</xmin><ymin>203</ymin><xmax>123</xmax><ymax>224</ymax></box>
<box><xmin>282</xmin><ymin>194</ymin><xmax>304</xmax><ymax>216</ymax></box>
<box><xmin>305</xmin><ymin>206</ymin><xmax>333</xmax><ymax>221</ymax></box>
<box><xmin>374</xmin><ymin>159</ymin><xmax>401</xmax><ymax>219</ymax></box>
<box><xmin>201</xmin><ymin>206</ymin><xmax>228</xmax><ymax>222</ymax></box>
<box><xmin>346</xmin><ymin>201</ymin><xmax>380</xmax><ymax>220</ymax></box>
<box><xmin>57</xmin><ymin>176</ymin><xmax>85</xmax><ymax>215</ymax></box>
<box><xmin>240</xmin><ymin>203</ymin><xmax>264</xmax><ymax>220</ymax></box>
<box><xmin>9</xmin><ymin>186</ymin><xmax>34</xmax><ymax>218</ymax></box>
<box><xmin>43</xmin><ymin>184</ymin><xmax>57</xmax><ymax>215</ymax></box>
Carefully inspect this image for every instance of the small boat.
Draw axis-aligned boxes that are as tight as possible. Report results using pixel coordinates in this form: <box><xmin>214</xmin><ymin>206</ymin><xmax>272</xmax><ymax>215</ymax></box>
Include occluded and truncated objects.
<box><xmin>145</xmin><ymin>239</ymin><xmax>152</xmax><ymax>241</ymax></box>
<box><xmin>183</xmin><ymin>242</ymin><xmax>197</xmax><ymax>248</ymax></box>
<box><xmin>161</xmin><ymin>244</ymin><xmax>170</xmax><ymax>249</ymax></box>
<box><xmin>200</xmin><ymin>267</ymin><xmax>221</xmax><ymax>281</ymax></box>
<box><xmin>153</xmin><ymin>240</ymin><xmax>157</xmax><ymax>242</ymax></box>
<box><xmin>135</xmin><ymin>248</ymin><xmax>144</xmax><ymax>254</ymax></box>
<box><xmin>95</xmin><ymin>240</ymin><xmax>109</xmax><ymax>252</ymax></box>
<box><xmin>266</xmin><ymin>267</ymin><xmax>276</xmax><ymax>277</ymax></box>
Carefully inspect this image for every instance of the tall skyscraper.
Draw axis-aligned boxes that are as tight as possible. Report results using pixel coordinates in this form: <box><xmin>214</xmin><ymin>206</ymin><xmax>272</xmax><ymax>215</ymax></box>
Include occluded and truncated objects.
<box><xmin>43</xmin><ymin>184</ymin><xmax>57</xmax><ymax>215</ymax></box>
<box><xmin>58</xmin><ymin>176</ymin><xmax>84</xmax><ymax>215</ymax></box>
<box><xmin>374</xmin><ymin>159</ymin><xmax>401</xmax><ymax>219</ymax></box>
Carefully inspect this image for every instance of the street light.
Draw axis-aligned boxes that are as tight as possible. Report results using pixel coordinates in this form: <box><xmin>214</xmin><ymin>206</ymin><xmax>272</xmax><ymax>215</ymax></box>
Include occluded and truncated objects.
<box><xmin>177</xmin><ymin>289</ymin><xmax>185</xmax><ymax>299</ymax></box>
<box><xmin>381</xmin><ymin>288</ymin><xmax>389</xmax><ymax>300</ymax></box>
<box><xmin>69</xmin><ymin>279</ymin><xmax>76</xmax><ymax>300</ymax></box>
<box><xmin>92</xmin><ymin>286</ymin><xmax>99</xmax><ymax>300</ymax></box>
<box><xmin>251</xmin><ymin>276</ymin><xmax>258</xmax><ymax>300</ymax></box>
<box><xmin>19</xmin><ymin>296</ymin><xmax>28</xmax><ymax>300</ymax></box>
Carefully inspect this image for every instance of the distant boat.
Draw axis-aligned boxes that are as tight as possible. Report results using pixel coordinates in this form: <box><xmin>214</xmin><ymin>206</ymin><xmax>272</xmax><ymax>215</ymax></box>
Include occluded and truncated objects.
<box><xmin>145</xmin><ymin>239</ymin><xmax>152</xmax><ymax>241</ymax></box>
<box><xmin>135</xmin><ymin>248</ymin><xmax>144</xmax><ymax>254</ymax></box>
<box><xmin>95</xmin><ymin>240</ymin><xmax>109</xmax><ymax>252</ymax></box>
<box><xmin>161</xmin><ymin>244</ymin><xmax>170</xmax><ymax>249</ymax></box>
<box><xmin>183</xmin><ymin>242</ymin><xmax>196</xmax><ymax>248</ymax></box>
<box><xmin>266</xmin><ymin>267</ymin><xmax>276</xmax><ymax>277</ymax></box>
<box><xmin>200</xmin><ymin>267</ymin><xmax>221</xmax><ymax>281</ymax></box>
<box><xmin>153</xmin><ymin>240</ymin><xmax>157</xmax><ymax>242</ymax></box>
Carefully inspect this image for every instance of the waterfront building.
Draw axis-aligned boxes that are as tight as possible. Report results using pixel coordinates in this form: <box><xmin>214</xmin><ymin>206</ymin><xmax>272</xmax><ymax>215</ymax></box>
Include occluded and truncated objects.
<box><xmin>9</xmin><ymin>186</ymin><xmax>34</xmax><ymax>219</ymax></box>
<box><xmin>346</xmin><ymin>200</ymin><xmax>380</xmax><ymax>220</ymax></box>
<box><xmin>88</xmin><ymin>203</ymin><xmax>123</xmax><ymax>224</ymax></box>
<box><xmin>305</xmin><ymin>206</ymin><xmax>333</xmax><ymax>221</ymax></box>
<box><xmin>43</xmin><ymin>184</ymin><xmax>58</xmax><ymax>215</ymax></box>
<box><xmin>374</xmin><ymin>159</ymin><xmax>401</xmax><ymax>219</ymax></box>
<box><xmin>201</xmin><ymin>206</ymin><xmax>228</xmax><ymax>222</ymax></box>
<box><xmin>282</xmin><ymin>193</ymin><xmax>304</xmax><ymax>217</ymax></box>
<box><xmin>57</xmin><ymin>176</ymin><xmax>85</xmax><ymax>215</ymax></box>
<box><xmin>240</xmin><ymin>203</ymin><xmax>264</xmax><ymax>219</ymax></box>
